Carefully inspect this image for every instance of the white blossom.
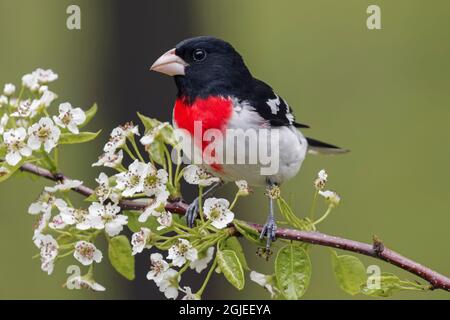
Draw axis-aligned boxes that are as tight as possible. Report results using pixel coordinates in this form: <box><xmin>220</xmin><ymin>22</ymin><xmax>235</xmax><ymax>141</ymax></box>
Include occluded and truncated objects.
<box><xmin>314</xmin><ymin>169</ymin><xmax>328</xmax><ymax>190</ymax></box>
<box><xmin>33</xmin><ymin>211</ymin><xmax>51</xmax><ymax>236</ymax></box>
<box><xmin>0</xmin><ymin>95</ymin><xmax>7</xmax><ymax>107</ymax></box>
<box><xmin>3</xmin><ymin>83</ymin><xmax>15</xmax><ymax>96</ymax></box>
<box><xmin>27</xmin><ymin>117</ymin><xmax>60</xmax><ymax>153</ymax></box>
<box><xmin>53</xmin><ymin>102</ymin><xmax>86</xmax><ymax>134</ymax></box>
<box><xmin>86</xmin><ymin>202</ymin><xmax>128</xmax><ymax>236</ymax></box>
<box><xmin>157</xmin><ymin>268</ymin><xmax>179</xmax><ymax>300</ymax></box>
<box><xmin>0</xmin><ymin>114</ymin><xmax>9</xmax><ymax>134</ymax></box>
<box><xmin>203</xmin><ymin>198</ymin><xmax>234</xmax><ymax>229</ymax></box>
<box><xmin>155</xmin><ymin>210</ymin><xmax>173</xmax><ymax>231</ymax></box>
<box><xmin>54</xmin><ymin>199</ymin><xmax>90</xmax><ymax>230</ymax></box>
<box><xmin>34</xmin><ymin>233</ymin><xmax>58</xmax><ymax>275</ymax></box>
<box><xmin>250</xmin><ymin>271</ymin><xmax>279</xmax><ymax>298</ymax></box>
<box><xmin>167</xmin><ymin>239</ymin><xmax>198</xmax><ymax>267</ymax></box>
<box><xmin>190</xmin><ymin>246</ymin><xmax>214</xmax><ymax>273</ymax></box>
<box><xmin>94</xmin><ymin>172</ymin><xmax>119</xmax><ymax>203</ymax></box>
<box><xmin>115</xmin><ymin>160</ymin><xmax>149</xmax><ymax>197</ymax></box>
<box><xmin>131</xmin><ymin>227</ymin><xmax>153</xmax><ymax>255</ymax></box>
<box><xmin>22</xmin><ymin>73</ymin><xmax>39</xmax><ymax>91</ymax></box>
<box><xmin>11</xmin><ymin>99</ymin><xmax>40</xmax><ymax>118</ymax></box>
<box><xmin>28</xmin><ymin>191</ymin><xmax>56</xmax><ymax>216</ymax></box>
<box><xmin>44</xmin><ymin>179</ymin><xmax>83</xmax><ymax>193</ymax></box>
<box><xmin>3</xmin><ymin>127</ymin><xmax>32</xmax><ymax>165</ymax></box>
<box><xmin>137</xmin><ymin>189</ymin><xmax>169</xmax><ymax>224</ymax></box>
<box><xmin>38</xmin><ymin>90</ymin><xmax>57</xmax><ymax>108</ymax></box>
<box><xmin>181</xmin><ymin>287</ymin><xmax>200</xmax><ymax>300</ymax></box>
<box><xmin>138</xmin><ymin>200</ymin><xmax>161</xmax><ymax>224</ymax></box>
<box><xmin>146</xmin><ymin>253</ymin><xmax>169</xmax><ymax>284</ymax></box>
<box><xmin>140</xmin><ymin>122</ymin><xmax>170</xmax><ymax>146</ymax></box>
<box><xmin>143</xmin><ymin>165</ymin><xmax>168</xmax><ymax>198</ymax></box>
<box><xmin>74</xmin><ymin>241</ymin><xmax>102</xmax><ymax>266</ymax></box>
<box><xmin>183</xmin><ymin>165</ymin><xmax>220</xmax><ymax>186</ymax></box>
<box><xmin>319</xmin><ymin>190</ymin><xmax>341</xmax><ymax>207</ymax></box>
<box><xmin>48</xmin><ymin>214</ymin><xmax>67</xmax><ymax>229</ymax></box>
<box><xmin>92</xmin><ymin>149</ymin><xmax>124</xmax><ymax>168</ymax></box>
<box><xmin>103</xmin><ymin>122</ymin><xmax>139</xmax><ymax>153</ymax></box>
<box><xmin>235</xmin><ymin>180</ymin><xmax>250</xmax><ymax>196</ymax></box>
<box><xmin>34</xmin><ymin>68</ymin><xmax>58</xmax><ymax>84</ymax></box>
<box><xmin>66</xmin><ymin>275</ymin><xmax>106</xmax><ymax>292</ymax></box>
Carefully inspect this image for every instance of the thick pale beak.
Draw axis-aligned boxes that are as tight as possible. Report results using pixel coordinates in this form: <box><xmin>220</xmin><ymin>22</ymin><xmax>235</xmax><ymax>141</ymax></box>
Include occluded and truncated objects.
<box><xmin>150</xmin><ymin>48</ymin><xmax>187</xmax><ymax>76</ymax></box>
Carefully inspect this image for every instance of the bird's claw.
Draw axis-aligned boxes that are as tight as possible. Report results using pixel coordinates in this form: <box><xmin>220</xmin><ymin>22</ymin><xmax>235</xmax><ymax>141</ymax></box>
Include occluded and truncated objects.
<box><xmin>259</xmin><ymin>215</ymin><xmax>277</xmax><ymax>252</ymax></box>
<box><xmin>185</xmin><ymin>198</ymin><xmax>199</xmax><ymax>228</ymax></box>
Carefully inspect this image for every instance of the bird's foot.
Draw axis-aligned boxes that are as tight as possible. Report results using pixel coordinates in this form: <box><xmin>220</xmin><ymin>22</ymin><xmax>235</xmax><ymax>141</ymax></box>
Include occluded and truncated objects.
<box><xmin>185</xmin><ymin>198</ymin><xmax>199</xmax><ymax>228</ymax></box>
<box><xmin>259</xmin><ymin>215</ymin><xmax>277</xmax><ymax>253</ymax></box>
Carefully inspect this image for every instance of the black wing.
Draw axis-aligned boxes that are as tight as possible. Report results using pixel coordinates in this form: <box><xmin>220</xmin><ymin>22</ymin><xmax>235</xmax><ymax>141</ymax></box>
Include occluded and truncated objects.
<box><xmin>306</xmin><ymin>137</ymin><xmax>349</xmax><ymax>154</ymax></box>
<box><xmin>239</xmin><ymin>78</ymin><xmax>309</xmax><ymax>128</ymax></box>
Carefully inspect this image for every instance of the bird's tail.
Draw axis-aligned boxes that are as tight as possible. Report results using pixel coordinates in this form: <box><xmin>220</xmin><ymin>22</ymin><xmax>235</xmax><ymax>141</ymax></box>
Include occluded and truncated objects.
<box><xmin>306</xmin><ymin>137</ymin><xmax>349</xmax><ymax>155</ymax></box>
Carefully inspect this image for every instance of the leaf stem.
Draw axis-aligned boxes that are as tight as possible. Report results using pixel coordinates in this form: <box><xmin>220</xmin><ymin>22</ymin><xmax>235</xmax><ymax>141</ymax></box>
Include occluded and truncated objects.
<box><xmin>309</xmin><ymin>190</ymin><xmax>319</xmax><ymax>220</ymax></box>
<box><xmin>57</xmin><ymin>249</ymin><xmax>75</xmax><ymax>259</ymax></box>
<box><xmin>313</xmin><ymin>206</ymin><xmax>333</xmax><ymax>226</ymax></box>
<box><xmin>174</xmin><ymin>147</ymin><xmax>182</xmax><ymax>190</ymax></box>
<box><xmin>162</xmin><ymin>145</ymin><xmax>172</xmax><ymax>182</ymax></box>
<box><xmin>129</xmin><ymin>136</ymin><xmax>145</xmax><ymax>162</ymax></box>
<box><xmin>122</xmin><ymin>143</ymin><xmax>137</xmax><ymax>161</ymax></box>
<box><xmin>196</xmin><ymin>254</ymin><xmax>218</xmax><ymax>297</ymax></box>
<box><xmin>229</xmin><ymin>193</ymin><xmax>240</xmax><ymax>210</ymax></box>
<box><xmin>198</xmin><ymin>186</ymin><xmax>205</xmax><ymax>224</ymax></box>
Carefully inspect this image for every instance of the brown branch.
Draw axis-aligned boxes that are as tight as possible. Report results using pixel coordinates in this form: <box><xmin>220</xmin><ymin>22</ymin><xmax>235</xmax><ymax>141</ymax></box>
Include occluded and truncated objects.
<box><xmin>19</xmin><ymin>162</ymin><xmax>450</xmax><ymax>292</ymax></box>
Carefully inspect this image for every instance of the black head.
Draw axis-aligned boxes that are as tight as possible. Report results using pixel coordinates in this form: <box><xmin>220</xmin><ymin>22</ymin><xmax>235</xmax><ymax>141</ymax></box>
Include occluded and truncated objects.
<box><xmin>150</xmin><ymin>36</ymin><xmax>252</xmax><ymax>102</ymax></box>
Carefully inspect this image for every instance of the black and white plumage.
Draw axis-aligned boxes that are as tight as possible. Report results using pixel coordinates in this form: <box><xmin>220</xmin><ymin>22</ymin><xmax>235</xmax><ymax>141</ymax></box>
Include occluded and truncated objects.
<box><xmin>150</xmin><ymin>36</ymin><xmax>347</xmax><ymax>248</ymax></box>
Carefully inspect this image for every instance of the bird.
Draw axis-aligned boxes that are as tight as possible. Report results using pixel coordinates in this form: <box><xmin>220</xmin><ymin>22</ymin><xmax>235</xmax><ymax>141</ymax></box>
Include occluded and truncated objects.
<box><xmin>149</xmin><ymin>36</ymin><xmax>347</xmax><ymax>250</ymax></box>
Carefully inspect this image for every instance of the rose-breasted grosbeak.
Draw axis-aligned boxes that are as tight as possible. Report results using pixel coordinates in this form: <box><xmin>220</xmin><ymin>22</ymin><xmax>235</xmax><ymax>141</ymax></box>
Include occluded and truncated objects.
<box><xmin>150</xmin><ymin>36</ymin><xmax>347</xmax><ymax>249</ymax></box>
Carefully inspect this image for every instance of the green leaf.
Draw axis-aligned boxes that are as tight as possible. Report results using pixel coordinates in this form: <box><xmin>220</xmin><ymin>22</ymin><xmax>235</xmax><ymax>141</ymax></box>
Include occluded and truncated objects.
<box><xmin>108</xmin><ymin>235</ymin><xmax>135</xmax><ymax>280</ymax></box>
<box><xmin>172</xmin><ymin>213</ymin><xmax>187</xmax><ymax>227</ymax></box>
<box><xmin>59</xmin><ymin>130</ymin><xmax>101</xmax><ymax>145</ymax></box>
<box><xmin>361</xmin><ymin>273</ymin><xmax>399</xmax><ymax>297</ymax></box>
<box><xmin>79</xmin><ymin>103</ymin><xmax>98</xmax><ymax>128</ymax></box>
<box><xmin>217</xmin><ymin>249</ymin><xmax>245</xmax><ymax>290</ymax></box>
<box><xmin>275</xmin><ymin>243</ymin><xmax>312</xmax><ymax>300</ymax></box>
<box><xmin>159</xmin><ymin>124</ymin><xmax>178</xmax><ymax>146</ymax></box>
<box><xmin>233</xmin><ymin>219</ymin><xmax>265</xmax><ymax>246</ymax></box>
<box><xmin>278</xmin><ymin>197</ymin><xmax>314</xmax><ymax>231</ymax></box>
<box><xmin>331</xmin><ymin>250</ymin><xmax>367</xmax><ymax>295</ymax></box>
<box><xmin>83</xmin><ymin>193</ymin><xmax>98</xmax><ymax>202</ymax></box>
<box><xmin>147</xmin><ymin>140</ymin><xmax>166</xmax><ymax>166</ymax></box>
<box><xmin>222</xmin><ymin>237</ymin><xmax>249</xmax><ymax>271</ymax></box>
<box><xmin>361</xmin><ymin>272</ymin><xmax>428</xmax><ymax>297</ymax></box>
<box><xmin>137</xmin><ymin>112</ymin><xmax>161</xmax><ymax>131</ymax></box>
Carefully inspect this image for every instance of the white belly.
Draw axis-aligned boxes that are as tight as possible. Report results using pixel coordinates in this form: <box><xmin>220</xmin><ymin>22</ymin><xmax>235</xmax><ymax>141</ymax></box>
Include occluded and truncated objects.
<box><xmin>217</xmin><ymin>126</ymin><xmax>307</xmax><ymax>186</ymax></box>
<box><xmin>173</xmin><ymin>103</ymin><xmax>308</xmax><ymax>187</ymax></box>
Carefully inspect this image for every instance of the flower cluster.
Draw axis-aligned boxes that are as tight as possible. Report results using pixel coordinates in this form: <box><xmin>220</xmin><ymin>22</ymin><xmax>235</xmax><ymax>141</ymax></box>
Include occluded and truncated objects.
<box><xmin>128</xmin><ymin>165</ymin><xmax>241</xmax><ymax>299</ymax></box>
<box><xmin>11</xmin><ymin>71</ymin><xmax>346</xmax><ymax>300</ymax></box>
<box><xmin>24</xmin><ymin>107</ymin><xmax>251</xmax><ymax>298</ymax></box>
<box><xmin>0</xmin><ymin>69</ymin><xmax>88</xmax><ymax>171</ymax></box>
<box><xmin>313</xmin><ymin>169</ymin><xmax>341</xmax><ymax>207</ymax></box>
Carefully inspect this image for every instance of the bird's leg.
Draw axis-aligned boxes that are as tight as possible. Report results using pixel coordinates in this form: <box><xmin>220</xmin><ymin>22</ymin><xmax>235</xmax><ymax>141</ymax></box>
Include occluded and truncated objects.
<box><xmin>259</xmin><ymin>181</ymin><xmax>279</xmax><ymax>252</ymax></box>
<box><xmin>186</xmin><ymin>181</ymin><xmax>223</xmax><ymax>228</ymax></box>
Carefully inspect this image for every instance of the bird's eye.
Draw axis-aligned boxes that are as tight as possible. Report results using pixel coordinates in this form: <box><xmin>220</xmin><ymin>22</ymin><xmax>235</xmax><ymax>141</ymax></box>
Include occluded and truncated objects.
<box><xmin>193</xmin><ymin>49</ymin><xmax>207</xmax><ymax>61</ymax></box>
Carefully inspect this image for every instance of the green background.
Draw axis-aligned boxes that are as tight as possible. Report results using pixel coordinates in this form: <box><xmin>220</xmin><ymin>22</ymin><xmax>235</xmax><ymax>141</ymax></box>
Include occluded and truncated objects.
<box><xmin>0</xmin><ymin>0</ymin><xmax>449</xmax><ymax>299</ymax></box>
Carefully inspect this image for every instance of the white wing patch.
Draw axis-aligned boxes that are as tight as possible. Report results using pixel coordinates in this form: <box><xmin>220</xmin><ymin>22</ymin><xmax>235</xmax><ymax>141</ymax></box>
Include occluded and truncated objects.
<box><xmin>286</xmin><ymin>112</ymin><xmax>294</xmax><ymax>124</ymax></box>
<box><xmin>266</xmin><ymin>95</ymin><xmax>281</xmax><ymax>114</ymax></box>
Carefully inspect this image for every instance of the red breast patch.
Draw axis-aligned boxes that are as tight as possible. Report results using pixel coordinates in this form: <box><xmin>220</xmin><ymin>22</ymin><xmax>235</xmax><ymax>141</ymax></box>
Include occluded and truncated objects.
<box><xmin>173</xmin><ymin>96</ymin><xmax>233</xmax><ymax>172</ymax></box>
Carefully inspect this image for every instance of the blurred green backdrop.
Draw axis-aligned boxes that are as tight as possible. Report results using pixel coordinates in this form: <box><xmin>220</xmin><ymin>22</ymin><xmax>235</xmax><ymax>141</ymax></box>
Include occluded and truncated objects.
<box><xmin>1</xmin><ymin>0</ymin><xmax>449</xmax><ymax>299</ymax></box>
